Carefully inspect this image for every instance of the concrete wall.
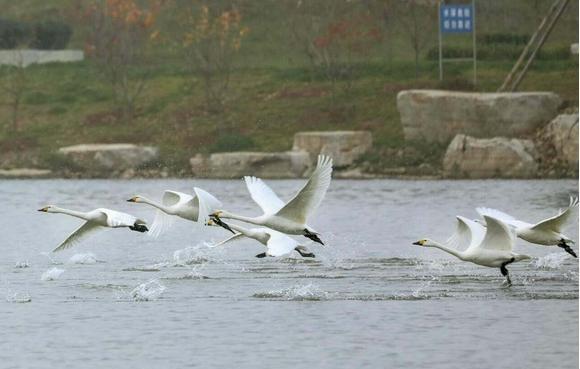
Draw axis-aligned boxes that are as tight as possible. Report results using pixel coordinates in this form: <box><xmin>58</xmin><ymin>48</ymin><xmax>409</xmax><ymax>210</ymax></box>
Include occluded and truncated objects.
<box><xmin>0</xmin><ymin>50</ymin><xmax>84</xmax><ymax>67</ymax></box>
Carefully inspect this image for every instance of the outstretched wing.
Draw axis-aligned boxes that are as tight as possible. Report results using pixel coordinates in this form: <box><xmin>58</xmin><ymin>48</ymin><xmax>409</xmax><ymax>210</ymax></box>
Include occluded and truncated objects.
<box><xmin>52</xmin><ymin>221</ymin><xmax>102</xmax><ymax>252</ymax></box>
<box><xmin>209</xmin><ymin>233</ymin><xmax>245</xmax><ymax>248</ymax></box>
<box><xmin>446</xmin><ymin>216</ymin><xmax>485</xmax><ymax>252</ymax></box>
<box><xmin>265</xmin><ymin>230</ymin><xmax>299</xmax><ymax>257</ymax></box>
<box><xmin>531</xmin><ymin>196</ymin><xmax>579</xmax><ymax>233</ymax></box>
<box><xmin>98</xmin><ymin>209</ymin><xmax>140</xmax><ymax>228</ymax></box>
<box><xmin>194</xmin><ymin>187</ymin><xmax>223</xmax><ymax>225</ymax></box>
<box><xmin>244</xmin><ymin>176</ymin><xmax>285</xmax><ymax>215</ymax></box>
<box><xmin>476</xmin><ymin>207</ymin><xmax>530</xmax><ymax>229</ymax></box>
<box><xmin>275</xmin><ymin>155</ymin><xmax>333</xmax><ymax>224</ymax></box>
<box><xmin>477</xmin><ymin>216</ymin><xmax>515</xmax><ymax>252</ymax></box>
<box><xmin>147</xmin><ymin>190</ymin><xmax>191</xmax><ymax>238</ymax></box>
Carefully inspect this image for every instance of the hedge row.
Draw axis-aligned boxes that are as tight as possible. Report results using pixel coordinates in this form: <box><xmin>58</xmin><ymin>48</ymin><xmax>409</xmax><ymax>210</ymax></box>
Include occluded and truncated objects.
<box><xmin>426</xmin><ymin>44</ymin><xmax>570</xmax><ymax>61</ymax></box>
<box><xmin>0</xmin><ymin>18</ymin><xmax>72</xmax><ymax>50</ymax></box>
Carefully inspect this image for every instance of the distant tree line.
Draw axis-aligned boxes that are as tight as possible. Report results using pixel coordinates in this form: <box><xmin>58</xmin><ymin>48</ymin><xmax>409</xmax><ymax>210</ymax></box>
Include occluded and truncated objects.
<box><xmin>0</xmin><ymin>18</ymin><xmax>73</xmax><ymax>49</ymax></box>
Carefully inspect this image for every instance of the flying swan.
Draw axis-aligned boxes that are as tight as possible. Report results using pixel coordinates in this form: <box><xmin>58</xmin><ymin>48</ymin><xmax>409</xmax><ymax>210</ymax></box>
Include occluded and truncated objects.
<box><xmin>413</xmin><ymin>215</ymin><xmax>531</xmax><ymax>286</ymax></box>
<box><xmin>38</xmin><ymin>205</ymin><xmax>148</xmax><ymax>252</ymax></box>
<box><xmin>207</xmin><ymin>219</ymin><xmax>315</xmax><ymax>258</ymax></box>
<box><xmin>126</xmin><ymin>187</ymin><xmax>223</xmax><ymax>238</ymax></box>
<box><xmin>207</xmin><ymin>155</ymin><xmax>333</xmax><ymax>245</ymax></box>
<box><xmin>476</xmin><ymin>196</ymin><xmax>578</xmax><ymax>257</ymax></box>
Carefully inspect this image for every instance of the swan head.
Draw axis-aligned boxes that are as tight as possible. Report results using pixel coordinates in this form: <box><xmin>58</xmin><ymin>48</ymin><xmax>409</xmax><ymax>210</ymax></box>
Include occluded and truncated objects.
<box><xmin>127</xmin><ymin>195</ymin><xmax>143</xmax><ymax>203</ymax></box>
<box><xmin>412</xmin><ymin>239</ymin><xmax>435</xmax><ymax>247</ymax></box>
<box><xmin>211</xmin><ymin>210</ymin><xmax>224</xmax><ymax>218</ymax></box>
<box><xmin>38</xmin><ymin>205</ymin><xmax>56</xmax><ymax>213</ymax></box>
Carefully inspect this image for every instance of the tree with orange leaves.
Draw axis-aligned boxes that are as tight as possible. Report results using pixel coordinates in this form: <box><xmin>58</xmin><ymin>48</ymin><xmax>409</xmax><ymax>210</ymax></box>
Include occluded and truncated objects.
<box><xmin>181</xmin><ymin>1</ymin><xmax>249</xmax><ymax>113</ymax></box>
<box><xmin>84</xmin><ymin>0</ymin><xmax>162</xmax><ymax>121</ymax></box>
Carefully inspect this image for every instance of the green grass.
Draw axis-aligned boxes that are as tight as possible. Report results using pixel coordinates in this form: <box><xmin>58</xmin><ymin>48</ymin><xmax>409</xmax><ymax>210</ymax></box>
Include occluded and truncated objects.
<box><xmin>0</xmin><ymin>1</ymin><xmax>577</xmax><ymax>173</ymax></box>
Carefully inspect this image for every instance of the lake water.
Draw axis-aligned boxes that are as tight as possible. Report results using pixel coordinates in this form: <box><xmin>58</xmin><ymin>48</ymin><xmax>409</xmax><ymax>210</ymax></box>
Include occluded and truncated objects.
<box><xmin>0</xmin><ymin>179</ymin><xmax>578</xmax><ymax>369</ymax></box>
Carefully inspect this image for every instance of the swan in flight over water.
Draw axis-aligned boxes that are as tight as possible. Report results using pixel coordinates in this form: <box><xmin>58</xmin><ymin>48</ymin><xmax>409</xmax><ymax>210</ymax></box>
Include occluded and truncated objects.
<box><xmin>207</xmin><ymin>219</ymin><xmax>315</xmax><ymax>258</ymax></box>
<box><xmin>38</xmin><ymin>205</ymin><xmax>148</xmax><ymax>252</ymax></box>
<box><xmin>413</xmin><ymin>215</ymin><xmax>531</xmax><ymax>286</ymax></box>
<box><xmin>207</xmin><ymin>155</ymin><xmax>333</xmax><ymax>245</ymax></box>
<box><xmin>127</xmin><ymin>188</ymin><xmax>223</xmax><ymax>238</ymax></box>
<box><xmin>476</xmin><ymin>196</ymin><xmax>578</xmax><ymax>258</ymax></box>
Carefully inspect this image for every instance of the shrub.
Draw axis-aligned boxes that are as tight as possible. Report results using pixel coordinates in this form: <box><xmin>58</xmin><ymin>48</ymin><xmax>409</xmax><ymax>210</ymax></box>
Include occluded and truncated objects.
<box><xmin>31</xmin><ymin>21</ymin><xmax>72</xmax><ymax>50</ymax></box>
<box><xmin>0</xmin><ymin>18</ymin><xmax>31</xmax><ymax>49</ymax></box>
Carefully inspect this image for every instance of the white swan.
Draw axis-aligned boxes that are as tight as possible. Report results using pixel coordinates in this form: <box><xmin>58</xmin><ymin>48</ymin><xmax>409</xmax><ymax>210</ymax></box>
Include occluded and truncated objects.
<box><xmin>38</xmin><ymin>205</ymin><xmax>148</xmax><ymax>252</ymax></box>
<box><xmin>207</xmin><ymin>155</ymin><xmax>333</xmax><ymax>244</ymax></box>
<box><xmin>207</xmin><ymin>220</ymin><xmax>315</xmax><ymax>258</ymax></box>
<box><xmin>413</xmin><ymin>215</ymin><xmax>531</xmax><ymax>286</ymax></box>
<box><xmin>476</xmin><ymin>196</ymin><xmax>578</xmax><ymax>257</ymax></box>
<box><xmin>127</xmin><ymin>188</ymin><xmax>222</xmax><ymax>238</ymax></box>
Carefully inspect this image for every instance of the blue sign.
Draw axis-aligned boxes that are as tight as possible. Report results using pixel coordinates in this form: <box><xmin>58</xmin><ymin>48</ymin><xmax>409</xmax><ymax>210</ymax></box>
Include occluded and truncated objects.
<box><xmin>440</xmin><ymin>5</ymin><xmax>473</xmax><ymax>33</ymax></box>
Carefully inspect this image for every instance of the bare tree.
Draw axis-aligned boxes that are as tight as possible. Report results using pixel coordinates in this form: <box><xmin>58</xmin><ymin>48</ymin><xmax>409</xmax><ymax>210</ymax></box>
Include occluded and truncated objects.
<box><xmin>1</xmin><ymin>50</ymin><xmax>28</xmax><ymax>133</ymax></box>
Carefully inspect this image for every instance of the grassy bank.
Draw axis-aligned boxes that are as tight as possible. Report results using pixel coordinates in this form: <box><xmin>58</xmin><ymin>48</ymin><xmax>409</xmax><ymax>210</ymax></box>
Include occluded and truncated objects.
<box><xmin>0</xmin><ymin>1</ymin><xmax>577</xmax><ymax>175</ymax></box>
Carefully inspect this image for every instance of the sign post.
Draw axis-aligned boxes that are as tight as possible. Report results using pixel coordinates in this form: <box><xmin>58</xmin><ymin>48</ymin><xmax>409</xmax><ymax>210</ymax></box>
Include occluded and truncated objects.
<box><xmin>438</xmin><ymin>0</ymin><xmax>477</xmax><ymax>85</ymax></box>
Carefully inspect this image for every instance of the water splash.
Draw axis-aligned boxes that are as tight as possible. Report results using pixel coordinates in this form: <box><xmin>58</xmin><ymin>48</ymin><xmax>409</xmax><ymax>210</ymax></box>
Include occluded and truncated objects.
<box><xmin>531</xmin><ymin>253</ymin><xmax>570</xmax><ymax>269</ymax></box>
<box><xmin>68</xmin><ymin>253</ymin><xmax>100</xmax><ymax>265</ymax></box>
<box><xmin>173</xmin><ymin>244</ymin><xmax>211</xmax><ymax>266</ymax></box>
<box><xmin>6</xmin><ymin>292</ymin><xmax>32</xmax><ymax>303</ymax></box>
<box><xmin>41</xmin><ymin>268</ymin><xmax>65</xmax><ymax>281</ymax></box>
<box><xmin>130</xmin><ymin>280</ymin><xmax>166</xmax><ymax>301</ymax></box>
<box><xmin>253</xmin><ymin>283</ymin><xmax>329</xmax><ymax>301</ymax></box>
<box><xmin>14</xmin><ymin>261</ymin><xmax>30</xmax><ymax>268</ymax></box>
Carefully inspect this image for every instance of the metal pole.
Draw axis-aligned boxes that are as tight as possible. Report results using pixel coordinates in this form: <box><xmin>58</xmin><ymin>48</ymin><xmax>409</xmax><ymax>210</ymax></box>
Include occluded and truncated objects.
<box><xmin>438</xmin><ymin>0</ymin><xmax>443</xmax><ymax>81</ymax></box>
<box><xmin>472</xmin><ymin>0</ymin><xmax>477</xmax><ymax>85</ymax></box>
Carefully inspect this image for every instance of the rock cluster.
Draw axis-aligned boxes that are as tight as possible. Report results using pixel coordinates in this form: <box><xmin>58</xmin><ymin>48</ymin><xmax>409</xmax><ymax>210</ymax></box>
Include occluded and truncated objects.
<box><xmin>397</xmin><ymin>90</ymin><xmax>561</xmax><ymax>143</ymax></box>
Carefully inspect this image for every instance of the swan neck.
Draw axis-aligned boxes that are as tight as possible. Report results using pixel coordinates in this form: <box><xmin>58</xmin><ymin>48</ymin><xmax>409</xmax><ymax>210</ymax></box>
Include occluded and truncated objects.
<box><xmin>221</xmin><ymin>211</ymin><xmax>259</xmax><ymax>225</ymax></box>
<box><xmin>429</xmin><ymin>241</ymin><xmax>466</xmax><ymax>261</ymax></box>
<box><xmin>141</xmin><ymin>197</ymin><xmax>171</xmax><ymax>213</ymax></box>
<box><xmin>53</xmin><ymin>207</ymin><xmax>89</xmax><ymax>220</ymax></box>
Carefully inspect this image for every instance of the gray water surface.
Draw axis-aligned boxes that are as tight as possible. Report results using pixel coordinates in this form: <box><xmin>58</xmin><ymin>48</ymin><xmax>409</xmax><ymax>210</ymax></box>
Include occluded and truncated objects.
<box><xmin>1</xmin><ymin>179</ymin><xmax>578</xmax><ymax>369</ymax></box>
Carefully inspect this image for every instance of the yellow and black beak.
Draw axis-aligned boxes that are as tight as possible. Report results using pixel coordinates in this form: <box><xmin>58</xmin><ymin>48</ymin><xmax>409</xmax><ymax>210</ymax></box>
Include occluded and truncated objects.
<box><xmin>412</xmin><ymin>240</ymin><xmax>423</xmax><ymax>246</ymax></box>
<box><xmin>126</xmin><ymin>197</ymin><xmax>137</xmax><ymax>203</ymax></box>
<box><xmin>206</xmin><ymin>219</ymin><xmax>215</xmax><ymax>226</ymax></box>
<box><xmin>37</xmin><ymin>207</ymin><xmax>48</xmax><ymax>212</ymax></box>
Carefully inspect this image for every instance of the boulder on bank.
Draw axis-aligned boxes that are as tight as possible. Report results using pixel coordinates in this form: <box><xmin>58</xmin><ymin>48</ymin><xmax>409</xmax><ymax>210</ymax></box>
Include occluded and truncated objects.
<box><xmin>541</xmin><ymin>113</ymin><xmax>579</xmax><ymax>170</ymax></box>
<box><xmin>190</xmin><ymin>151</ymin><xmax>311</xmax><ymax>178</ymax></box>
<box><xmin>58</xmin><ymin>144</ymin><xmax>159</xmax><ymax>174</ymax></box>
<box><xmin>397</xmin><ymin>90</ymin><xmax>562</xmax><ymax>143</ymax></box>
<box><xmin>292</xmin><ymin>131</ymin><xmax>372</xmax><ymax>168</ymax></box>
<box><xmin>443</xmin><ymin>134</ymin><xmax>538</xmax><ymax>178</ymax></box>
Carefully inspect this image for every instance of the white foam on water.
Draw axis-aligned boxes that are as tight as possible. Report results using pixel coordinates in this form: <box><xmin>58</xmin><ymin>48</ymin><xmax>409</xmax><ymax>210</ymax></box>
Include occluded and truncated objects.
<box><xmin>531</xmin><ymin>253</ymin><xmax>570</xmax><ymax>269</ymax></box>
<box><xmin>68</xmin><ymin>253</ymin><xmax>99</xmax><ymax>265</ymax></box>
<box><xmin>41</xmin><ymin>267</ymin><xmax>65</xmax><ymax>281</ymax></box>
<box><xmin>253</xmin><ymin>283</ymin><xmax>329</xmax><ymax>301</ymax></box>
<box><xmin>173</xmin><ymin>243</ymin><xmax>211</xmax><ymax>266</ymax></box>
<box><xmin>14</xmin><ymin>261</ymin><xmax>30</xmax><ymax>268</ymax></box>
<box><xmin>6</xmin><ymin>292</ymin><xmax>32</xmax><ymax>303</ymax></box>
<box><xmin>130</xmin><ymin>279</ymin><xmax>166</xmax><ymax>301</ymax></box>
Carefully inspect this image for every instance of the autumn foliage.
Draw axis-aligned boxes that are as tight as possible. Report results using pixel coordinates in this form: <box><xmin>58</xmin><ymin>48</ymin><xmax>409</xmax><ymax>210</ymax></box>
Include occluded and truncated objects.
<box><xmin>181</xmin><ymin>2</ymin><xmax>249</xmax><ymax>112</ymax></box>
<box><xmin>83</xmin><ymin>0</ymin><xmax>163</xmax><ymax>120</ymax></box>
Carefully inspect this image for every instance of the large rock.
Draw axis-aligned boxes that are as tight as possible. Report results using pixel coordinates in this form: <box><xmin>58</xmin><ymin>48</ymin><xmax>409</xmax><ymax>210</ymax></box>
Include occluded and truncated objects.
<box><xmin>397</xmin><ymin>90</ymin><xmax>561</xmax><ymax>143</ymax></box>
<box><xmin>190</xmin><ymin>151</ymin><xmax>311</xmax><ymax>178</ymax></box>
<box><xmin>542</xmin><ymin>114</ymin><xmax>579</xmax><ymax>170</ymax></box>
<box><xmin>292</xmin><ymin>131</ymin><xmax>372</xmax><ymax>167</ymax></box>
<box><xmin>443</xmin><ymin>134</ymin><xmax>538</xmax><ymax>178</ymax></box>
<box><xmin>59</xmin><ymin>144</ymin><xmax>158</xmax><ymax>173</ymax></box>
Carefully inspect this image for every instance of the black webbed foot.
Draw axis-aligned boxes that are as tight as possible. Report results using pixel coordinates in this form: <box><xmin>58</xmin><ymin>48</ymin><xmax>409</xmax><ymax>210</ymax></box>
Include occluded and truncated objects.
<box><xmin>557</xmin><ymin>240</ymin><xmax>577</xmax><ymax>258</ymax></box>
<box><xmin>129</xmin><ymin>224</ymin><xmax>148</xmax><ymax>233</ymax></box>
<box><xmin>255</xmin><ymin>252</ymin><xmax>267</xmax><ymax>258</ymax></box>
<box><xmin>303</xmin><ymin>229</ymin><xmax>324</xmax><ymax>245</ymax></box>
<box><xmin>295</xmin><ymin>247</ymin><xmax>315</xmax><ymax>258</ymax></box>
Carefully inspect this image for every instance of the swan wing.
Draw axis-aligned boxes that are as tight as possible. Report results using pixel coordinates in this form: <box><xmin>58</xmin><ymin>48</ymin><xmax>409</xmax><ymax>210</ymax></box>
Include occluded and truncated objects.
<box><xmin>275</xmin><ymin>155</ymin><xmax>333</xmax><ymax>224</ymax></box>
<box><xmin>162</xmin><ymin>190</ymin><xmax>192</xmax><ymax>207</ymax></box>
<box><xmin>52</xmin><ymin>221</ymin><xmax>102</xmax><ymax>252</ymax></box>
<box><xmin>148</xmin><ymin>209</ymin><xmax>176</xmax><ymax>238</ymax></box>
<box><xmin>244</xmin><ymin>176</ymin><xmax>285</xmax><ymax>215</ymax></box>
<box><xmin>477</xmin><ymin>215</ymin><xmax>515</xmax><ymax>252</ymax></box>
<box><xmin>265</xmin><ymin>230</ymin><xmax>298</xmax><ymax>257</ymax></box>
<box><xmin>209</xmin><ymin>232</ymin><xmax>245</xmax><ymax>248</ymax></box>
<box><xmin>193</xmin><ymin>187</ymin><xmax>223</xmax><ymax>225</ymax></box>
<box><xmin>446</xmin><ymin>216</ymin><xmax>485</xmax><ymax>252</ymax></box>
<box><xmin>475</xmin><ymin>207</ymin><xmax>530</xmax><ymax>228</ymax></box>
<box><xmin>98</xmin><ymin>209</ymin><xmax>141</xmax><ymax>228</ymax></box>
<box><xmin>531</xmin><ymin>196</ymin><xmax>578</xmax><ymax>232</ymax></box>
